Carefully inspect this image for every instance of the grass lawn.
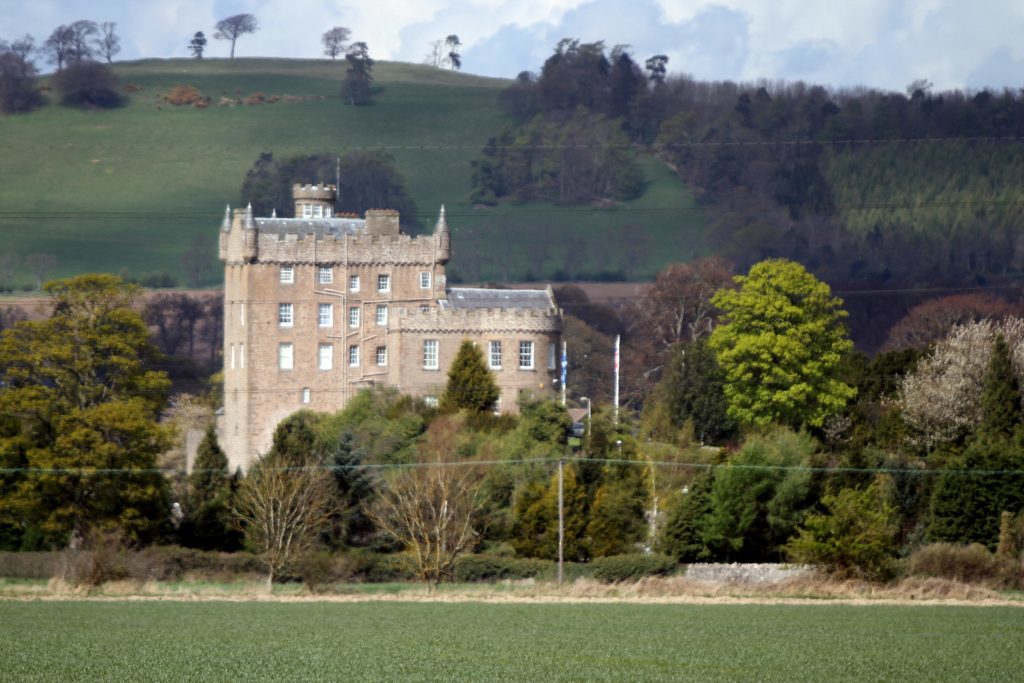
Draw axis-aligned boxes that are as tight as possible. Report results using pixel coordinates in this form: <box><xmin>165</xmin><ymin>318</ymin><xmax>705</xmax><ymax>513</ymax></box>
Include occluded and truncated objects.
<box><xmin>1</xmin><ymin>601</ymin><xmax>1021</xmax><ymax>681</ymax></box>
<box><xmin>0</xmin><ymin>58</ymin><xmax>705</xmax><ymax>287</ymax></box>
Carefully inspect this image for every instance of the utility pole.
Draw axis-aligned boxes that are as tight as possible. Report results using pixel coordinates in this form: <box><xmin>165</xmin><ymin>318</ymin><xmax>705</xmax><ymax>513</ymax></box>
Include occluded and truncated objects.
<box><xmin>557</xmin><ymin>458</ymin><xmax>564</xmax><ymax>585</ymax></box>
<box><xmin>613</xmin><ymin>334</ymin><xmax>620</xmax><ymax>425</ymax></box>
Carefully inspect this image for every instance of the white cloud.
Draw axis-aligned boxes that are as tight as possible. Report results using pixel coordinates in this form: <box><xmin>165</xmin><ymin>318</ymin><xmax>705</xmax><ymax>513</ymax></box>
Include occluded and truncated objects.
<box><xmin>1</xmin><ymin>0</ymin><xmax>1022</xmax><ymax>91</ymax></box>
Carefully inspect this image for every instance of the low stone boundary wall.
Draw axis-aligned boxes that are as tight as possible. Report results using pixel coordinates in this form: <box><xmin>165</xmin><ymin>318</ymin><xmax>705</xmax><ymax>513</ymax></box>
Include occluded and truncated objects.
<box><xmin>684</xmin><ymin>563</ymin><xmax>813</xmax><ymax>584</ymax></box>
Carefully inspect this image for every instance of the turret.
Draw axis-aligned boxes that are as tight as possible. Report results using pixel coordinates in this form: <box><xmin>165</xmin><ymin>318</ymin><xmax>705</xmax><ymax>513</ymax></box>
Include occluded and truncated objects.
<box><xmin>435</xmin><ymin>205</ymin><xmax>450</xmax><ymax>263</ymax></box>
<box><xmin>292</xmin><ymin>183</ymin><xmax>336</xmax><ymax>218</ymax></box>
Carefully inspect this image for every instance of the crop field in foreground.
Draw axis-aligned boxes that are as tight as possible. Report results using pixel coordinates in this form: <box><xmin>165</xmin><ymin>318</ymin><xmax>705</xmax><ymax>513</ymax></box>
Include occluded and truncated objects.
<box><xmin>1</xmin><ymin>601</ymin><xmax>1021</xmax><ymax>681</ymax></box>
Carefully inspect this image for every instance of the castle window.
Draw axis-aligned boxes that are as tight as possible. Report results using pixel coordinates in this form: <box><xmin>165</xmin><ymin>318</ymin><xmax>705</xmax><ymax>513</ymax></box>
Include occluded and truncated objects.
<box><xmin>318</xmin><ymin>266</ymin><xmax>333</xmax><ymax>284</ymax></box>
<box><xmin>324</xmin><ymin>206</ymin><xmax>332</xmax><ymax>217</ymax></box>
<box><xmin>240</xmin><ymin>343</ymin><xmax>245</xmax><ymax>369</ymax></box>
<box><xmin>279</xmin><ymin>343</ymin><xmax>294</xmax><ymax>370</ymax></box>
<box><xmin>301</xmin><ymin>388</ymin><xmax>311</xmax><ymax>404</ymax></box>
<box><xmin>548</xmin><ymin>342</ymin><xmax>557</xmax><ymax>370</ymax></box>
<box><xmin>419</xmin><ymin>271</ymin><xmax>431</xmax><ymax>289</ymax></box>
<box><xmin>313</xmin><ymin>205</ymin><xmax>323</xmax><ymax>218</ymax></box>
<box><xmin>493</xmin><ymin>396</ymin><xmax>502</xmax><ymax>415</ymax></box>
<box><xmin>349</xmin><ymin>345</ymin><xmax>360</xmax><ymax>367</ymax></box>
<box><xmin>348</xmin><ymin>306</ymin><xmax>360</xmax><ymax>328</ymax></box>
<box><xmin>424</xmin><ymin>396</ymin><xmax>438</xmax><ymax>408</ymax></box>
<box><xmin>318</xmin><ymin>343</ymin><xmax>333</xmax><ymax>370</ymax></box>
<box><xmin>240</xmin><ymin>302</ymin><xmax>245</xmax><ymax>326</ymax></box>
<box><xmin>423</xmin><ymin>340</ymin><xmax>439</xmax><ymax>369</ymax></box>
<box><xmin>488</xmin><ymin>341</ymin><xmax>502</xmax><ymax>369</ymax></box>
<box><xmin>302</xmin><ymin>204</ymin><xmax>313</xmax><ymax>218</ymax></box>
<box><xmin>376</xmin><ymin>305</ymin><xmax>388</xmax><ymax>326</ymax></box>
<box><xmin>279</xmin><ymin>303</ymin><xmax>293</xmax><ymax>327</ymax></box>
<box><xmin>280</xmin><ymin>265</ymin><xmax>294</xmax><ymax>284</ymax></box>
<box><xmin>349</xmin><ymin>275</ymin><xmax>360</xmax><ymax>292</ymax></box>
<box><xmin>519</xmin><ymin>341</ymin><xmax>534</xmax><ymax>370</ymax></box>
<box><xmin>318</xmin><ymin>303</ymin><xmax>333</xmax><ymax>328</ymax></box>
<box><xmin>229</xmin><ymin>343</ymin><xmax>235</xmax><ymax>370</ymax></box>
<box><xmin>376</xmin><ymin>346</ymin><xmax>388</xmax><ymax>367</ymax></box>
<box><xmin>377</xmin><ymin>274</ymin><xmax>391</xmax><ymax>293</ymax></box>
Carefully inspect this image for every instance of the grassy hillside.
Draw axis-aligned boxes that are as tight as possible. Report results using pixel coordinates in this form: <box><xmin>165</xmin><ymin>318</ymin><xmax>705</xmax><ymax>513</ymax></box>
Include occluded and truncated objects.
<box><xmin>0</xmin><ymin>58</ymin><xmax>706</xmax><ymax>287</ymax></box>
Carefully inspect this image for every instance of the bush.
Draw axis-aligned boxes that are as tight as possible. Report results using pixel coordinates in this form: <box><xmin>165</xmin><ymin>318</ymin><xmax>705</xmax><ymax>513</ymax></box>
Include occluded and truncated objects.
<box><xmin>343</xmin><ymin>550</ymin><xmax>417</xmax><ymax>582</ymax></box>
<box><xmin>51</xmin><ymin>61</ymin><xmax>122</xmax><ymax>108</ymax></box>
<box><xmin>590</xmin><ymin>553</ymin><xmax>677</xmax><ymax>583</ymax></box>
<box><xmin>453</xmin><ymin>554</ymin><xmax>551</xmax><ymax>582</ymax></box>
<box><xmin>163</xmin><ymin>85</ymin><xmax>207</xmax><ymax>106</ymax></box>
<box><xmin>0</xmin><ymin>552</ymin><xmax>59</xmax><ymax>579</ymax></box>
<box><xmin>906</xmin><ymin>543</ymin><xmax>1024</xmax><ymax>588</ymax></box>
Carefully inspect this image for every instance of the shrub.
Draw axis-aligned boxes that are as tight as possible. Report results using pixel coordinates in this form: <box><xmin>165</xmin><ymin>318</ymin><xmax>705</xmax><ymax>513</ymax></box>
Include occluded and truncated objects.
<box><xmin>452</xmin><ymin>554</ymin><xmax>551</xmax><ymax>582</ymax></box>
<box><xmin>163</xmin><ymin>85</ymin><xmax>207</xmax><ymax>106</ymax></box>
<box><xmin>344</xmin><ymin>550</ymin><xmax>417</xmax><ymax>582</ymax></box>
<box><xmin>0</xmin><ymin>552</ymin><xmax>59</xmax><ymax>579</ymax></box>
<box><xmin>51</xmin><ymin>61</ymin><xmax>122</xmax><ymax>108</ymax></box>
<box><xmin>906</xmin><ymin>543</ymin><xmax>1024</xmax><ymax>588</ymax></box>
<box><xmin>590</xmin><ymin>553</ymin><xmax>677</xmax><ymax>583</ymax></box>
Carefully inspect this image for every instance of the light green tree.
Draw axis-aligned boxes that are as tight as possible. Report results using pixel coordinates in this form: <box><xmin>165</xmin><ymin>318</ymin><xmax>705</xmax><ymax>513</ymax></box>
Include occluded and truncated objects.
<box><xmin>440</xmin><ymin>340</ymin><xmax>499</xmax><ymax>414</ymax></box>
<box><xmin>709</xmin><ymin>259</ymin><xmax>855</xmax><ymax>429</ymax></box>
<box><xmin>0</xmin><ymin>275</ymin><xmax>171</xmax><ymax>547</ymax></box>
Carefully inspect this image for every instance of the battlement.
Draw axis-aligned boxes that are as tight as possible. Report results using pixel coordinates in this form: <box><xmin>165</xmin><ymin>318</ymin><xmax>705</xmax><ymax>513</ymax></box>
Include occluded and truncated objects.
<box><xmin>252</xmin><ymin>230</ymin><xmax>443</xmax><ymax>265</ymax></box>
<box><xmin>395</xmin><ymin>304</ymin><xmax>562</xmax><ymax>334</ymax></box>
<box><xmin>292</xmin><ymin>183</ymin><xmax>337</xmax><ymax>201</ymax></box>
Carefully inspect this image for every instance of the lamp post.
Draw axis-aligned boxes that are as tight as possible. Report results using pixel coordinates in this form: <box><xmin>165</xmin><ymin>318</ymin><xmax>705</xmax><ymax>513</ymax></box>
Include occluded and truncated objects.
<box><xmin>580</xmin><ymin>396</ymin><xmax>591</xmax><ymax>454</ymax></box>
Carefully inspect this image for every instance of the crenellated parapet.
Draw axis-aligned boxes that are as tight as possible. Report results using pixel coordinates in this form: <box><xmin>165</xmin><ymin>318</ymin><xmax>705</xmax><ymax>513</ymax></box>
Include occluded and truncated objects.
<box><xmin>394</xmin><ymin>305</ymin><xmax>562</xmax><ymax>335</ymax></box>
<box><xmin>253</xmin><ymin>231</ymin><xmax>445</xmax><ymax>265</ymax></box>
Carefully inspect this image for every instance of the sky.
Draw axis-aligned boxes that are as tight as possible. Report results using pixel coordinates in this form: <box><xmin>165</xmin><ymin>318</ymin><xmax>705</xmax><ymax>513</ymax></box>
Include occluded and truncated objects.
<box><xmin>2</xmin><ymin>0</ymin><xmax>1023</xmax><ymax>92</ymax></box>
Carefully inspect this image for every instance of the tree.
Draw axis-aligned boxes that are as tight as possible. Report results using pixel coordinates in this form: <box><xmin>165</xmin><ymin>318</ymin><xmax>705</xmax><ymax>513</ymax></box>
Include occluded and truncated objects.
<box><xmin>440</xmin><ymin>340</ymin><xmax>499</xmax><ymax>414</ymax></box>
<box><xmin>24</xmin><ymin>253</ymin><xmax>56</xmax><ymax>288</ymax></box>
<box><xmin>586</xmin><ymin>466</ymin><xmax>648</xmax><ymax>557</ymax></box>
<box><xmin>644</xmin><ymin>55</ymin><xmax>668</xmax><ymax>86</ymax></box>
<box><xmin>978</xmin><ymin>334</ymin><xmax>1022</xmax><ymax>438</ymax></box>
<box><xmin>181</xmin><ymin>426</ymin><xmax>241</xmax><ymax>551</ymax></box>
<box><xmin>321</xmin><ymin>26</ymin><xmax>350</xmax><ymax>60</ymax></box>
<box><xmin>510</xmin><ymin>464</ymin><xmax>589</xmax><ymax>560</ymax></box>
<box><xmin>635</xmin><ymin>257</ymin><xmax>733</xmax><ymax>353</ymax></box>
<box><xmin>93</xmin><ymin>22</ymin><xmax>120</xmax><ymax>64</ymax></box>
<box><xmin>366</xmin><ymin>416</ymin><xmax>486</xmax><ymax>590</ymax></box>
<box><xmin>188</xmin><ymin>32</ymin><xmax>207</xmax><ymax>59</ymax></box>
<box><xmin>0</xmin><ymin>275</ymin><xmax>172</xmax><ymax>547</ymax></box>
<box><xmin>445</xmin><ymin>34</ymin><xmax>462</xmax><ymax>70</ymax></box>
<box><xmin>657</xmin><ymin>472</ymin><xmax>713</xmax><ymax>561</ymax></box>
<box><xmin>709</xmin><ymin>259</ymin><xmax>856</xmax><ymax>429</ymax></box>
<box><xmin>0</xmin><ymin>37</ymin><xmax>42</xmax><ymax>114</ymax></box>
<box><xmin>42</xmin><ymin>21</ymin><xmax>96</xmax><ymax>70</ymax></box>
<box><xmin>883</xmin><ymin>293</ymin><xmax>1019</xmax><ymax>351</ymax></box>
<box><xmin>784</xmin><ymin>476</ymin><xmax>898</xmax><ymax>581</ymax></box>
<box><xmin>50</xmin><ymin>60</ymin><xmax>121</xmax><ymax>108</ymax></box>
<box><xmin>231</xmin><ymin>450</ymin><xmax>333</xmax><ymax>591</ymax></box>
<box><xmin>341</xmin><ymin>42</ymin><xmax>373</xmax><ymax>106</ymax></box>
<box><xmin>214</xmin><ymin>14</ymin><xmax>258</xmax><ymax>59</ymax></box>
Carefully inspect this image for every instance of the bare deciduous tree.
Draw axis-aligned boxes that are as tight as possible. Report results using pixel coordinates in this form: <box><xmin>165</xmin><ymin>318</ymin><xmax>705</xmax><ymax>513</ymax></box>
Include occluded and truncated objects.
<box><xmin>214</xmin><ymin>14</ymin><xmax>258</xmax><ymax>59</ymax></box>
<box><xmin>93</xmin><ymin>22</ymin><xmax>120</xmax><ymax>64</ymax></box>
<box><xmin>636</xmin><ymin>256</ymin><xmax>734</xmax><ymax>351</ymax></box>
<box><xmin>366</xmin><ymin>417</ymin><xmax>485</xmax><ymax>591</ymax></box>
<box><xmin>321</xmin><ymin>26</ymin><xmax>350</xmax><ymax>60</ymax></box>
<box><xmin>231</xmin><ymin>454</ymin><xmax>333</xmax><ymax>592</ymax></box>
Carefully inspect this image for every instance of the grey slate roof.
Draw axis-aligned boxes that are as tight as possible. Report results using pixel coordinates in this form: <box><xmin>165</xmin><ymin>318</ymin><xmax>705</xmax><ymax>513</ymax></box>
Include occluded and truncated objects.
<box><xmin>443</xmin><ymin>287</ymin><xmax>555</xmax><ymax>310</ymax></box>
<box><xmin>254</xmin><ymin>217</ymin><xmax>367</xmax><ymax>239</ymax></box>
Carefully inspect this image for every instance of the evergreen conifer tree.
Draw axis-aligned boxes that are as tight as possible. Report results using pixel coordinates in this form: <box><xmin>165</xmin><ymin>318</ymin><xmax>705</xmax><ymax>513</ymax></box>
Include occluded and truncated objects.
<box><xmin>978</xmin><ymin>334</ymin><xmax>1021</xmax><ymax>438</ymax></box>
<box><xmin>440</xmin><ymin>340</ymin><xmax>499</xmax><ymax>414</ymax></box>
<box><xmin>184</xmin><ymin>426</ymin><xmax>241</xmax><ymax>550</ymax></box>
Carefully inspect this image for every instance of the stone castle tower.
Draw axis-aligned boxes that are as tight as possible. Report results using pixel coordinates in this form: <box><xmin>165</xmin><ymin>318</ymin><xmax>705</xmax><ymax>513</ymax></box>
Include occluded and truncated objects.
<box><xmin>218</xmin><ymin>184</ymin><xmax>561</xmax><ymax>470</ymax></box>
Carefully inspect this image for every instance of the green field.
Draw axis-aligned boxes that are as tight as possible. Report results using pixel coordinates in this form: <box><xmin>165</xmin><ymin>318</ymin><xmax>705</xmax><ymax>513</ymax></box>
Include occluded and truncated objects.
<box><xmin>1</xmin><ymin>601</ymin><xmax>1021</xmax><ymax>680</ymax></box>
<box><xmin>0</xmin><ymin>58</ymin><xmax>706</xmax><ymax>287</ymax></box>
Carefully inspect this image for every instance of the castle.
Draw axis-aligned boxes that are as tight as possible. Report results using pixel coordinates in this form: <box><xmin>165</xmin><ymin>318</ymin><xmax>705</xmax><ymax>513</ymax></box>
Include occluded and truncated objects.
<box><xmin>218</xmin><ymin>184</ymin><xmax>562</xmax><ymax>470</ymax></box>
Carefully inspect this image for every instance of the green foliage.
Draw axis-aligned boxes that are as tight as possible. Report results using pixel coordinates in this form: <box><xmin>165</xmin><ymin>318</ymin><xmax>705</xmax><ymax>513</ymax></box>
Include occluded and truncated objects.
<box><xmin>978</xmin><ymin>335</ymin><xmax>1022</xmax><ymax>438</ymax></box>
<box><xmin>452</xmin><ymin>554</ymin><xmax>551</xmax><ymax>582</ymax></box>
<box><xmin>784</xmin><ymin>476</ymin><xmax>899</xmax><ymax>581</ymax></box>
<box><xmin>471</xmin><ymin>108</ymin><xmax>644</xmax><ymax>205</ymax></box>
<box><xmin>341</xmin><ymin>42</ymin><xmax>373</xmax><ymax>106</ymax></box>
<box><xmin>709</xmin><ymin>259</ymin><xmax>856</xmax><ymax>429</ymax></box>
<box><xmin>440</xmin><ymin>340</ymin><xmax>500</xmax><ymax>414</ymax></box>
<box><xmin>509</xmin><ymin>464</ymin><xmax>590</xmax><ymax>561</ymax></box>
<box><xmin>267</xmin><ymin>411</ymin><xmax>322</xmax><ymax>467</ymax></box>
<box><xmin>586</xmin><ymin>465</ymin><xmax>648</xmax><ymax>558</ymax></box>
<box><xmin>181</xmin><ymin>426</ymin><xmax>241</xmax><ymax>551</ymax></box>
<box><xmin>927</xmin><ymin>432</ymin><xmax>1024</xmax><ymax>549</ymax></box>
<box><xmin>646</xmin><ymin>339</ymin><xmax>735</xmax><ymax>444</ymax></box>
<box><xmin>0</xmin><ymin>275</ymin><xmax>171</xmax><ymax>546</ymax></box>
<box><xmin>590</xmin><ymin>553</ymin><xmax>676</xmax><ymax>582</ymax></box>
<box><xmin>518</xmin><ymin>398</ymin><xmax>571</xmax><ymax>447</ymax></box>
<box><xmin>702</xmin><ymin>428</ymin><xmax>817</xmax><ymax>561</ymax></box>
<box><xmin>657</xmin><ymin>472</ymin><xmax>713</xmax><ymax>562</ymax></box>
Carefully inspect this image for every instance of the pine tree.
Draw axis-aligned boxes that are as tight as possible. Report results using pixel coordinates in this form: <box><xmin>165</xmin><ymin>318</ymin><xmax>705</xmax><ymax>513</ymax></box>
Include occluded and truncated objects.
<box><xmin>183</xmin><ymin>426</ymin><xmax>241</xmax><ymax>551</ymax></box>
<box><xmin>440</xmin><ymin>340</ymin><xmax>499</xmax><ymax>414</ymax></box>
<box><xmin>978</xmin><ymin>334</ymin><xmax>1021</xmax><ymax>438</ymax></box>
